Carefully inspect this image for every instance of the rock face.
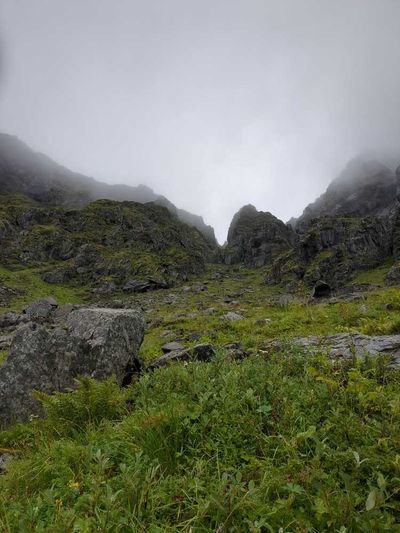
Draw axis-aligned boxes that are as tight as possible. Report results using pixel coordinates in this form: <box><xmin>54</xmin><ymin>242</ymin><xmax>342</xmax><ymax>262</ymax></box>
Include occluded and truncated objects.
<box><xmin>225</xmin><ymin>159</ymin><xmax>400</xmax><ymax>288</ymax></box>
<box><xmin>0</xmin><ymin>195</ymin><xmax>217</xmax><ymax>288</ymax></box>
<box><xmin>295</xmin><ymin>159</ymin><xmax>400</xmax><ymax>227</ymax></box>
<box><xmin>266</xmin><ymin>332</ymin><xmax>400</xmax><ymax>366</ymax></box>
<box><xmin>0</xmin><ymin>307</ymin><xmax>145</xmax><ymax>427</ymax></box>
<box><xmin>224</xmin><ymin>205</ymin><xmax>295</xmax><ymax>267</ymax></box>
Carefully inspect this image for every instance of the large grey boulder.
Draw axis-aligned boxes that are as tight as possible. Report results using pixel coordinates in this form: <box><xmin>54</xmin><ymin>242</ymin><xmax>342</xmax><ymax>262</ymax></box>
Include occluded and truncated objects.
<box><xmin>0</xmin><ymin>307</ymin><xmax>145</xmax><ymax>427</ymax></box>
<box><xmin>266</xmin><ymin>333</ymin><xmax>400</xmax><ymax>366</ymax></box>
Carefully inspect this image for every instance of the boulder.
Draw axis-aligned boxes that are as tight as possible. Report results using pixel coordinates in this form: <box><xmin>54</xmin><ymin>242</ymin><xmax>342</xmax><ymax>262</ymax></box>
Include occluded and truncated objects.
<box><xmin>385</xmin><ymin>264</ymin><xmax>400</xmax><ymax>285</ymax></box>
<box><xmin>0</xmin><ymin>307</ymin><xmax>146</xmax><ymax>427</ymax></box>
<box><xmin>23</xmin><ymin>298</ymin><xmax>57</xmax><ymax>322</ymax></box>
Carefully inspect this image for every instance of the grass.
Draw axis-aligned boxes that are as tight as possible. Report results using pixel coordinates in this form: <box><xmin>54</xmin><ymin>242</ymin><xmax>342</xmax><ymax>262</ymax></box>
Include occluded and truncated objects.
<box><xmin>0</xmin><ymin>351</ymin><xmax>399</xmax><ymax>531</ymax></box>
<box><xmin>129</xmin><ymin>265</ymin><xmax>400</xmax><ymax>362</ymax></box>
<box><xmin>0</xmin><ymin>266</ymin><xmax>88</xmax><ymax>312</ymax></box>
<box><xmin>1</xmin><ymin>261</ymin><xmax>400</xmax><ymax>530</ymax></box>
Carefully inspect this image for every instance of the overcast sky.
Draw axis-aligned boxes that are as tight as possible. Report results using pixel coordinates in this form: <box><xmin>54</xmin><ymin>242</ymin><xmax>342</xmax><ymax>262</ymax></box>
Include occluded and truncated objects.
<box><xmin>1</xmin><ymin>1</ymin><xmax>400</xmax><ymax>242</ymax></box>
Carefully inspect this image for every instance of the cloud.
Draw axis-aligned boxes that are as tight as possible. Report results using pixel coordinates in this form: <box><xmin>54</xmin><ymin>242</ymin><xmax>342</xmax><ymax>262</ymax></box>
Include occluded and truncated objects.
<box><xmin>1</xmin><ymin>0</ymin><xmax>400</xmax><ymax>242</ymax></box>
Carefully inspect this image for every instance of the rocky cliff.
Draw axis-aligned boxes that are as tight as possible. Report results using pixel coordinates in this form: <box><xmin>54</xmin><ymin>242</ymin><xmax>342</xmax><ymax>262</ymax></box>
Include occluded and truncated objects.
<box><xmin>0</xmin><ymin>194</ymin><xmax>217</xmax><ymax>292</ymax></box>
<box><xmin>226</xmin><ymin>158</ymin><xmax>400</xmax><ymax>288</ymax></box>
<box><xmin>224</xmin><ymin>205</ymin><xmax>295</xmax><ymax>267</ymax></box>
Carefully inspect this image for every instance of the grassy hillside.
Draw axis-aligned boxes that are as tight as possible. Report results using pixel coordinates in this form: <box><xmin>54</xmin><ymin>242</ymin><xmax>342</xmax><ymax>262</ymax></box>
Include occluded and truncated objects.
<box><xmin>0</xmin><ymin>351</ymin><xmax>399</xmax><ymax>531</ymax></box>
<box><xmin>1</xmin><ymin>263</ymin><xmax>400</xmax><ymax>530</ymax></box>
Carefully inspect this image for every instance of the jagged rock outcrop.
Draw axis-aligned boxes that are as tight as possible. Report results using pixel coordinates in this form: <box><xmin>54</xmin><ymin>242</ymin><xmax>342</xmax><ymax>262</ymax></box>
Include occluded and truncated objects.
<box><xmin>294</xmin><ymin>158</ymin><xmax>400</xmax><ymax>228</ymax></box>
<box><xmin>266</xmin><ymin>158</ymin><xmax>400</xmax><ymax>288</ymax></box>
<box><xmin>0</xmin><ymin>133</ymin><xmax>217</xmax><ymax>244</ymax></box>
<box><xmin>0</xmin><ymin>307</ymin><xmax>145</xmax><ymax>427</ymax></box>
<box><xmin>224</xmin><ymin>205</ymin><xmax>295</xmax><ymax>267</ymax></box>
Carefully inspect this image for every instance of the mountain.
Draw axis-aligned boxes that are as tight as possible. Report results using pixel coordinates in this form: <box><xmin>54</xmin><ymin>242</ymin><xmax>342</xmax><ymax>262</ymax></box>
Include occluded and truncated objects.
<box><xmin>0</xmin><ymin>134</ymin><xmax>216</xmax><ymax>244</ymax></box>
<box><xmin>295</xmin><ymin>158</ymin><xmax>400</xmax><ymax>229</ymax></box>
<box><xmin>225</xmin><ymin>158</ymin><xmax>400</xmax><ymax>288</ymax></box>
<box><xmin>0</xmin><ymin>194</ymin><xmax>217</xmax><ymax>292</ymax></box>
<box><xmin>224</xmin><ymin>204</ymin><xmax>295</xmax><ymax>267</ymax></box>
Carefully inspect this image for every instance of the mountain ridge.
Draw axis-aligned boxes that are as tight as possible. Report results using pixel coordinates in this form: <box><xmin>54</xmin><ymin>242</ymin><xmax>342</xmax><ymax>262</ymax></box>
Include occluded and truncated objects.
<box><xmin>0</xmin><ymin>133</ymin><xmax>217</xmax><ymax>244</ymax></box>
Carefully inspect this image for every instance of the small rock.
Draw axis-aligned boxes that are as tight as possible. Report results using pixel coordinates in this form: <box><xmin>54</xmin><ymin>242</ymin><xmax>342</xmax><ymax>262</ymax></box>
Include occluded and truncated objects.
<box><xmin>159</xmin><ymin>330</ymin><xmax>173</xmax><ymax>338</ymax></box>
<box><xmin>204</xmin><ymin>307</ymin><xmax>216</xmax><ymax>315</ymax></box>
<box><xmin>220</xmin><ymin>312</ymin><xmax>243</xmax><ymax>322</ymax></box>
<box><xmin>359</xmin><ymin>304</ymin><xmax>369</xmax><ymax>314</ymax></box>
<box><xmin>191</xmin><ymin>343</ymin><xmax>216</xmax><ymax>361</ymax></box>
<box><xmin>0</xmin><ymin>453</ymin><xmax>12</xmax><ymax>474</ymax></box>
<box><xmin>162</xmin><ymin>341</ymin><xmax>185</xmax><ymax>353</ymax></box>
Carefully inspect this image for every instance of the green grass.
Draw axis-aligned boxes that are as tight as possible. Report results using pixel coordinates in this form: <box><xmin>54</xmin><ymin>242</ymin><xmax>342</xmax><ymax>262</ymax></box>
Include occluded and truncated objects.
<box><xmin>0</xmin><ymin>351</ymin><xmax>399</xmax><ymax>531</ymax></box>
<box><xmin>0</xmin><ymin>350</ymin><xmax>7</xmax><ymax>366</ymax></box>
<box><xmin>0</xmin><ymin>266</ymin><xmax>88</xmax><ymax>312</ymax></box>
<box><xmin>352</xmin><ymin>260</ymin><xmax>393</xmax><ymax>286</ymax></box>
<box><xmin>134</xmin><ymin>265</ymin><xmax>400</xmax><ymax>361</ymax></box>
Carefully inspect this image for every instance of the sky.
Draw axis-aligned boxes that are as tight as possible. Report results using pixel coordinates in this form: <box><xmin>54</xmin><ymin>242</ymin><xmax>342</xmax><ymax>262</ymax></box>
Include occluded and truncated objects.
<box><xmin>1</xmin><ymin>0</ymin><xmax>400</xmax><ymax>243</ymax></box>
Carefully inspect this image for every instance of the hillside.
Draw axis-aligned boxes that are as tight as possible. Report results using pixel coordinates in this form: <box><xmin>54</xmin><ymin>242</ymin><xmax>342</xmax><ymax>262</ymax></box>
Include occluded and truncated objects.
<box><xmin>0</xmin><ymin>134</ymin><xmax>217</xmax><ymax>244</ymax></box>
<box><xmin>0</xmin><ymin>156</ymin><xmax>400</xmax><ymax>530</ymax></box>
<box><xmin>225</xmin><ymin>158</ymin><xmax>400</xmax><ymax>290</ymax></box>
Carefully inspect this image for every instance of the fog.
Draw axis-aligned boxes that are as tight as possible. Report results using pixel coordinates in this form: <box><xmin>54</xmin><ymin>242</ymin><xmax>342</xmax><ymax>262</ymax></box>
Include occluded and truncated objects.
<box><xmin>1</xmin><ymin>1</ymin><xmax>400</xmax><ymax>243</ymax></box>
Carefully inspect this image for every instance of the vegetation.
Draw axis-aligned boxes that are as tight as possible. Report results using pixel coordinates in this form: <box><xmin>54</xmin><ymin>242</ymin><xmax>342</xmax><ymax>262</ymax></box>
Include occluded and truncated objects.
<box><xmin>1</xmin><ymin>256</ymin><xmax>400</xmax><ymax>530</ymax></box>
<box><xmin>0</xmin><ymin>266</ymin><xmax>87</xmax><ymax>312</ymax></box>
<box><xmin>0</xmin><ymin>351</ymin><xmax>399</xmax><ymax>531</ymax></box>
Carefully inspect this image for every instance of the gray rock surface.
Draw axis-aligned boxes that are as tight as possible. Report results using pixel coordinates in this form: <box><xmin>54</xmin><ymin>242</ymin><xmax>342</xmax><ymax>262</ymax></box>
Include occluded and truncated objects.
<box><xmin>385</xmin><ymin>264</ymin><xmax>400</xmax><ymax>285</ymax></box>
<box><xmin>0</xmin><ymin>307</ymin><xmax>145</xmax><ymax>427</ymax></box>
<box><xmin>149</xmin><ymin>343</ymin><xmax>216</xmax><ymax>370</ymax></box>
<box><xmin>162</xmin><ymin>341</ymin><xmax>185</xmax><ymax>353</ymax></box>
<box><xmin>266</xmin><ymin>332</ymin><xmax>400</xmax><ymax>366</ymax></box>
<box><xmin>24</xmin><ymin>298</ymin><xmax>57</xmax><ymax>322</ymax></box>
<box><xmin>220</xmin><ymin>312</ymin><xmax>243</xmax><ymax>322</ymax></box>
<box><xmin>224</xmin><ymin>205</ymin><xmax>295</xmax><ymax>267</ymax></box>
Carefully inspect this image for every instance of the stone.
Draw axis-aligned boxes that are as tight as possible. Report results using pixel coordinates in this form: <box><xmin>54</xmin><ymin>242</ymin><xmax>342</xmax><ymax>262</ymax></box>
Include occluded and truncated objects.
<box><xmin>148</xmin><ymin>343</ymin><xmax>216</xmax><ymax>370</ymax></box>
<box><xmin>0</xmin><ymin>453</ymin><xmax>12</xmax><ymax>474</ymax></box>
<box><xmin>386</xmin><ymin>264</ymin><xmax>400</xmax><ymax>286</ymax></box>
<box><xmin>162</xmin><ymin>341</ymin><xmax>185</xmax><ymax>353</ymax></box>
<box><xmin>220</xmin><ymin>312</ymin><xmax>243</xmax><ymax>322</ymax></box>
<box><xmin>0</xmin><ymin>335</ymin><xmax>13</xmax><ymax>350</ymax></box>
<box><xmin>204</xmin><ymin>307</ymin><xmax>216</xmax><ymax>315</ymax></box>
<box><xmin>23</xmin><ymin>298</ymin><xmax>57</xmax><ymax>321</ymax></box>
<box><xmin>265</xmin><ymin>333</ymin><xmax>400</xmax><ymax>367</ymax></box>
<box><xmin>0</xmin><ymin>312</ymin><xmax>25</xmax><ymax>329</ymax></box>
<box><xmin>312</xmin><ymin>281</ymin><xmax>331</xmax><ymax>298</ymax></box>
<box><xmin>148</xmin><ymin>350</ymin><xmax>190</xmax><ymax>369</ymax></box>
<box><xmin>41</xmin><ymin>269</ymin><xmax>74</xmax><ymax>284</ymax></box>
<box><xmin>0</xmin><ymin>307</ymin><xmax>146</xmax><ymax>427</ymax></box>
<box><xmin>191</xmin><ymin>343</ymin><xmax>216</xmax><ymax>361</ymax></box>
<box><xmin>123</xmin><ymin>278</ymin><xmax>168</xmax><ymax>294</ymax></box>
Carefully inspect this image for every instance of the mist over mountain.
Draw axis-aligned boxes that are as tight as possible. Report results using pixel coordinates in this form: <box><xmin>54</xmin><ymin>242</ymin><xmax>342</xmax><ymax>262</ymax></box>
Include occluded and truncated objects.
<box><xmin>0</xmin><ymin>133</ymin><xmax>216</xmax><ymax>243</ymax></box>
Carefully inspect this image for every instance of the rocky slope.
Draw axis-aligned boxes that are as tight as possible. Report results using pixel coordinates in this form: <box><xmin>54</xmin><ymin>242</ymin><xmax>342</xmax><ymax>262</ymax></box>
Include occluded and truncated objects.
<box><xmin>0</xmin><ymin>134</ymin><xmax>216</xmax><ymax>244</ymax></box>
<box><xmin>226</xmin><ymin>158</ymin><xmax>400</xmax><ymax>289</ymax></box>
<box><xmin>0</xmin><ymin>194</ymin><xmax>217</xmax><ymax>292</ymax></box>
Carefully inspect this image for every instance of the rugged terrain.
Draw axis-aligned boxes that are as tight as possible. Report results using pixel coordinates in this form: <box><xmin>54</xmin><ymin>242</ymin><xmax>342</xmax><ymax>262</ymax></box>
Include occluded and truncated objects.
<box><xmin>0</xmin><ymin>145</ymin><xmax>399</xmax><ymax>530</ymax></box>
